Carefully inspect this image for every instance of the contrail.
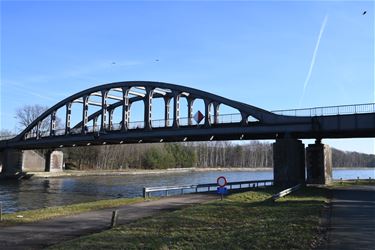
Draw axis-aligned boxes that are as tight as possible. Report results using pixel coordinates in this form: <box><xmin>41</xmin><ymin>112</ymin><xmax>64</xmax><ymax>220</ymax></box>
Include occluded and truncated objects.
<box><xmin>299</xmin><ymin>15</ymin><xmax>328</xmax><ymax>107</ymax></box>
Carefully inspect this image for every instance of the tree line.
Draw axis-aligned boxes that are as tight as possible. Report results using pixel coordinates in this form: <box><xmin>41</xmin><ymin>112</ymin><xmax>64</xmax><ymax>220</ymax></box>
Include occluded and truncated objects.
<box><xmin>332</xmin><ymin>148</ymin><xmax>375</xmax><ymax>168</ymax></box>
<box><xmin>61</xmin><ymin>141</ymin><xmax>375</xmax><ymax>170</ymax></box>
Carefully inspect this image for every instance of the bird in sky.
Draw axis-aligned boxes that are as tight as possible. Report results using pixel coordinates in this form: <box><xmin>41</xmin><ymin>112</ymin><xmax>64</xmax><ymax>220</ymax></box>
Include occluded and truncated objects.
<box><xmin>112</xmin><ymin>62</ymin><xmax>116</xmax><ymax>64</ymax></box>
<box><xmin>155</xmin><ymin>59</ymin><xmax>159</xmax><ymax>62</ymax></box>
<box><xmin>362</xmin><ymin>11</ymin><xmax>367</xmax><ymax>15</ymax></box>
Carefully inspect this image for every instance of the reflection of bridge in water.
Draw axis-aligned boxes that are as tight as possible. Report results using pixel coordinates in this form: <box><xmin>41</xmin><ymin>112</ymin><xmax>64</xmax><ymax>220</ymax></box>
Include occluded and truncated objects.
<box><xmin>1</xmin><ymin>81</ymin><xmax>374</xmax><ymax>185</ymax></box>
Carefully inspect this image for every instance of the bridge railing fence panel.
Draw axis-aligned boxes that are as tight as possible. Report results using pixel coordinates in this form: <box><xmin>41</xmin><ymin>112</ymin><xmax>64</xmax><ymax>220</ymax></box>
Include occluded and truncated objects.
<box><xmin>70</xmin><ymin>127</ymin><xmax>82</xmax><ymax>135</ymax></box>
<box><xmin>179</xmin><ymin>117</ymin><xmax>189</xmax><ymax>126</ymax></box>
<box><xmin>54</xmin><ymin>129</ymin><xmax>65</xmax><ymax>136</ymax></box>
<box><xmin>111</xmin><ymin>123</ymin><xmax>122</xmax><ymax>131</ymax></box>
<box><xmin>272</xmin><ymin>103</ymin><xmax>375</xmax><ymax>117</ymax></box>
<box><xmin>338</xmin><ymin>105</ymin><xmax>355</xmax><ymax>115</ymax></box>
<box><xmin>151</xmin><ymin>119</ymin><xmax>164</xmax><ymax>128</ymax></box>
<box><xmin>0</xmin><ymin>135</ymin><xmax>17</xmax><ymax>141</ymax></box>
<box><xmin>40</xmin><ymin>130</ymin><xmax>50</xmax><ymax>138</ymax></box>
<box><xmin>217</xmin><ymin>113</ymin><xmax>242</xmax><ymax>123</ymax></box>
<box><xmin>128</xmin><ymin>121</ymin><xmax>145</xmax><ymax>130</ymax></box>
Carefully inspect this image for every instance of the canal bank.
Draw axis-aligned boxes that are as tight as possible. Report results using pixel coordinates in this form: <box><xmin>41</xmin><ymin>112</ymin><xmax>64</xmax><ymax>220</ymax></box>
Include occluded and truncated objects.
<box><xmin>26</xmin><ymin>167</ymin><xmax>273</xmax><ymax>178</ymax></box>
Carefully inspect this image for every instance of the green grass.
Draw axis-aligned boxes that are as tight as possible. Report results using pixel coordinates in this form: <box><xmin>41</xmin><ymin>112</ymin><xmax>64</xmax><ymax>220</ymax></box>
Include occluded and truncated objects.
<box><xmin>49</xmin><ymin>186</ymin><xmax>329</xmax><ymax>250</ymax></box>
<box><xmin>0</xmin><ymin>197</ymin><xmax>148</xmax><ymax>227</ymax></box>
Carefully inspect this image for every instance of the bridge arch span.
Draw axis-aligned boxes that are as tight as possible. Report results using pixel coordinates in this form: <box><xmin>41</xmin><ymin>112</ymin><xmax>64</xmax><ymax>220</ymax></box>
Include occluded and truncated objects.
<box><xmin>1</xmin><ymin>82</ymin><xmax>373</xmax><ymax>185</ymax></box>
<box><xmin>14</xmin><ymin>81</ymin><xmax>291</xmax><ymax>144</ymax></box>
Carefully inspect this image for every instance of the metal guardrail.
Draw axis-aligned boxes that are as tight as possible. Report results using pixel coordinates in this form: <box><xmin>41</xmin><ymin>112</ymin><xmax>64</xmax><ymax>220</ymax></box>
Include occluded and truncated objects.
<box><xmin>271</xmin><ymin>184</ymin><xmax>302</xmax><ymax>201</ymax></box>
<box><xmin>271</xmin><ymin>103</ymin><xmax>375</xmax><ymax>117</ymax></box>
<box><xmin>336</xmin><ymin>177</ymin><xmax>374</xmax><ymax>184</ymax></box>
<box><xmin>143</xmin><ymin>179</ymin><xmax>274</xmax><ymax>198</ymax></box>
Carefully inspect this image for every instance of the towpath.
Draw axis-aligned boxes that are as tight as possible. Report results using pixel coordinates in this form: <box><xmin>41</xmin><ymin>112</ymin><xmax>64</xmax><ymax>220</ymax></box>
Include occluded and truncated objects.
<box><xmin>324</xmin><ymin>185</ymin><xmax>375</xmax><ymax>250</ymax></box>
<box><xmin>0</xmin><ymin>194</ymin><xmax>217</xmax><ymax>250</ymax></box>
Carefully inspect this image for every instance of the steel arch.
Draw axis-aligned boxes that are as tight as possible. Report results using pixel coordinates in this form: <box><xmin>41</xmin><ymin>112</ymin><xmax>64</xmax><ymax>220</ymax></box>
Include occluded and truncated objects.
<box><xmin>14</xmin><ymin>81</ymin><xmax>308</xmax><ymax>141</ymax></box>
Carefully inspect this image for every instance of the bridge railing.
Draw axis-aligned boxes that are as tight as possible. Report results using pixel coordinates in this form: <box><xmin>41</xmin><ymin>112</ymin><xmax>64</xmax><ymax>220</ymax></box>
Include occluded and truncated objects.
<box><xmin>143</xmin><ymin>179</ymin><xmax>274</xmax><ymax>198</ymax></box>
<box><xmin>0</xmin><ymin>135</ymin><xmax>17</xmax><ymax>141</ymax></box>
<box><xmin>216</xmin><ymin>113</ymin><xmax>242</xmax><ymax>123</ymax></box>
<box><xmin>4</xmin><ymin>112</ymin><xmax>246</xmax><ymax>141</ymax></box>
<box><xmin>147</xmin><ymin>113</ymin><xmax>243</xmax><ymax>127</ymax></box>
<box><xmin>272</xmin><ymin>103</ymin><xmax>375</xmax><ymax>117</ymax></box>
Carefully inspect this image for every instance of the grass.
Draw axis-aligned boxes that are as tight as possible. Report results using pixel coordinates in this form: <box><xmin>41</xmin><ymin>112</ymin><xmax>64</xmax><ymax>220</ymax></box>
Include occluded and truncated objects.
<box><xmin>49</xmin><ymin>186</ymin><xmax>329</xmax><ymax>250</ymax></box>
<box><xmin>0</xmin><ymin>197</ymin><xmax>148</xmax><ymax>227</ymax></box>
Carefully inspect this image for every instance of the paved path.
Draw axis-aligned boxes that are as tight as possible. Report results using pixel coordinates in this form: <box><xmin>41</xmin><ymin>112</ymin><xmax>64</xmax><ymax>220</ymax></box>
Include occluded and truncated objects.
<box><xmin>325</xmin><ymin>185</ymin><xmax>375</xmax><ymax>250</ymax></box>
<box><xmin>0</xmin><ymin>194</ymin><xmax>217</xmax><ymax>250</ymax></box>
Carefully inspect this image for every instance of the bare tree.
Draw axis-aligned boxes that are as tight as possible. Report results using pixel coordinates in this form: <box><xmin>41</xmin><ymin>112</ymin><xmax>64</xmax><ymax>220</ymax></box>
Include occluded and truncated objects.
<box><xmin>15</xmin><ymin>104</ymin><xmax>61</xmax><ymax>132</ymax></box>
<box><xmin>15</xmin><ymin>104</ymin><xmax>48</xmax><ymax>131</ymax></box>
<box><xmin>0</xmin><ymin>129</ymin><xmax>13</xmax><ymax>136</ymax></box>
<box><xmin>0</xmin><ymin>129</ymin><xmax>15</xmax><ymax>141</ymax></box>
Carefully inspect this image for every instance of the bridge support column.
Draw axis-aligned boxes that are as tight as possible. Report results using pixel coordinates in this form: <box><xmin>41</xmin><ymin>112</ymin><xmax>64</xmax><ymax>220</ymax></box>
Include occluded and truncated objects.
<box><xmin>164</xmin><ymin>96</ymin><xmax>171</xmax><ymax>127</ymax></box>
<box><xmin>187</xmin><ymin>97</ymin><xmax>195</xmax><ymax>126</ymax></box>
<box><xmin>172</xmin><ymin>92</ymin><xmax>180</xmax><ymax>128</ymax></box>
<box><xmin>204</xmin><ymin>100</ymin><xmax>211</xmax><ymax>127</ymax></box>
<box><xmin>44</xmin><ymin>150</ymin><xmax>64</xmax><ymax>172</ymax></box>
<box><xmin>306</xmin><ymin>141</ymin><xmax>332</xmax><ymax>185</ymax></box>
<box><xmin>0</xmin><ymin>149</ymin><xmax>23</xmax><ymax>176</ymax></box>
<box><xmin>273</xmin><ymin>139</ymin><xmax>305</xmax><ymax>186</ymax></box>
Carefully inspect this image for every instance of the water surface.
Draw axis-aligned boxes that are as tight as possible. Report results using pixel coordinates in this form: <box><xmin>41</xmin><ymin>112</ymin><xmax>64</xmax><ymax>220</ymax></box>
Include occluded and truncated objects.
<box><xmin>0</xmin><ymin>168</ymin><xmax>373</xmax><ymax>213</ymax></box>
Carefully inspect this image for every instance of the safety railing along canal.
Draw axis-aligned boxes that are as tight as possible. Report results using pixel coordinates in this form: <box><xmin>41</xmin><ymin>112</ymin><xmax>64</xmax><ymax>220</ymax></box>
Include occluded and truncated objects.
<box><xmin>143</xmin><ymin>179</ymin><xmax>274</xmax><ymax>198</ymax></box>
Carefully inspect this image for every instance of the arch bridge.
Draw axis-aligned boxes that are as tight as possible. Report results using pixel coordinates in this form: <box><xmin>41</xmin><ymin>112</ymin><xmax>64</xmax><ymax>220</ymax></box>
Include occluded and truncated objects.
<box><xmin>1</xmin><ymin>81</ymin><xmax>374</xmax><ymax>184</ymax></box>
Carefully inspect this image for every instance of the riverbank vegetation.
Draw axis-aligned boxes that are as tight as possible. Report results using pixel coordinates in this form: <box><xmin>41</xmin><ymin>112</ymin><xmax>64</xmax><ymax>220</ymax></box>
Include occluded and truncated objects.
<box><xmin>62</xmin><ymin>142</ymin><xmax>375</xmax><ymax>170</ymax></box>
<box><xmin>49</xmin><ymin>186</ymin><xmax>329</xmax><ymax>250</ymax></box>
<box><xmin>0</xmin><ymin>197</ymin><xmax>147</xmax><ymax>227</ymax></box>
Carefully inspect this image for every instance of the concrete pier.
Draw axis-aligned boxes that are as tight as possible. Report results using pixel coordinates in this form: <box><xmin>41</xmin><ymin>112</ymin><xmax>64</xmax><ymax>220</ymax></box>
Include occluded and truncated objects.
<box><xmin>22</xmin><ymin>150</ymin><xmax>45</xmax><ymax>171</ymax></box>
<box><xmin>306</xmin><ymin>141</ymin><xmax>332</xmax><ymax>184</ymax></box>
<box><xmin>0</xmin><ymin>149</ymin><xmax>23</xmax><ymax>176</ymax></box>
<box><xmin>0</xmin><ymin>149</ymin><xmax>63</xmax><ymax>176</ymax></box>
<box><xmin>44</xmin><ymin>150</ymin><xmax>64</xmax><ymax>172</ymax></box>
<box><xmin>273</xmin><ymin>138</ymin><xmax>305</xmax><ymax>186</ymax></box>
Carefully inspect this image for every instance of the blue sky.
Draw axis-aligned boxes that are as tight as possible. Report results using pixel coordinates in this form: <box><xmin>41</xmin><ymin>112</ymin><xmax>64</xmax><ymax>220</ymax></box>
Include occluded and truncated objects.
<box><xmin>1</xmin><ymin>0</ymin><xmax>374</xmax><ymax>154</ymax></box>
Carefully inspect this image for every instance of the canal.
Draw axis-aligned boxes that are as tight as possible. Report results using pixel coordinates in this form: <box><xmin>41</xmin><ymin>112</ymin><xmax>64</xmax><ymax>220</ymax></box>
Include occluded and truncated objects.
<box><xmin>0</xmin><ymin>168</ymin><xmax>374</xmax><ymax>213</ymax></box>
